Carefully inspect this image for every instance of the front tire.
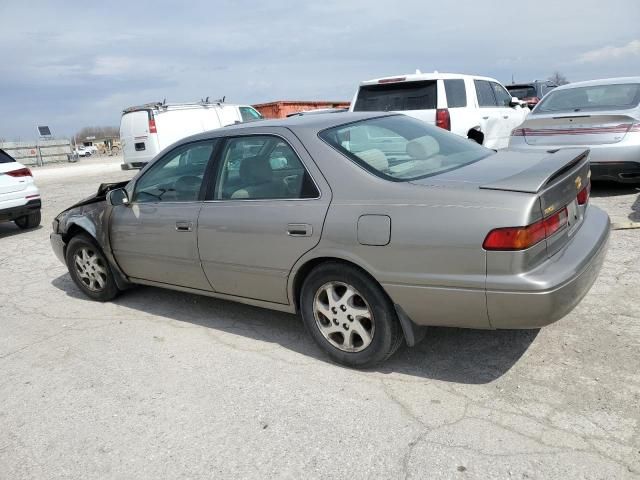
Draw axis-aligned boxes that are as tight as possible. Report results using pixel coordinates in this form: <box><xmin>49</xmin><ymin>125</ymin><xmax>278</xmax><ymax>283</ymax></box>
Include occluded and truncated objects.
<box><xmin>65</xmin><ymin>234</ymin><xmax>119</xmax><ymax>301</ymax></box>
<box><xmin>300</xmin><ymin>262</ymin><xmax>403</xmax><ymax>368</ymax></box>
<box><xmin>15</xmin><ymin>210</ymin><xmax>41</xmax><ymax>229</ymax></box>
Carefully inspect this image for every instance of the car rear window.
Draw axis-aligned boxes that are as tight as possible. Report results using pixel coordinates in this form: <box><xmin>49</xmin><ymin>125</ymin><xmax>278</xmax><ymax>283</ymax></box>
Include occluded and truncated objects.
<box><xmin>507</xmin><ymin>85</ymin><xmax>537</xmax><ymax>99</ymax></box>
<box><xmin>353</xmin><ymin>81</ymin><xmax>437</xmax><ymax>112</ymax></box>
<box><xmin>319</xmin><ymin>115</ymin><xmax>493</xmax><ymax>182</ymax></box>
<box><xmin>0</xmin><ymin>149</ymin><xmax>16</xmax><ymax>163</ymax></box>
<box><xmin>444</xmin><ymin>79</ymin><xmax>467</xmax><ymax>108</ymax></box>
<box><xmin>535</xmin><ymin>83</ymin><xmax>640</xmax><ymax>113</ymax></box>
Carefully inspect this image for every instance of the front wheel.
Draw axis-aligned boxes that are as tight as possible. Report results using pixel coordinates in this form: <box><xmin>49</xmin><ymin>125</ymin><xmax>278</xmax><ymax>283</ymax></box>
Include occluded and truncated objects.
<box><xmin>300</xmin><ymin>262</ymin><xmax>403</xmax><ymax>368</ymax></box>
<box><xmin>65</xmin><ymin>234</ymin><xmax>119</xmax><ymax>301</ymax></box>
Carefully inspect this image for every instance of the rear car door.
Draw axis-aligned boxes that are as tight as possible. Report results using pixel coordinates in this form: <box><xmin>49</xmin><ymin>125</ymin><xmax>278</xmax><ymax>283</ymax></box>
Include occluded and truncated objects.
<box><xmin>473</xmin><ymin>79</ymin><xmax>503</xmax><ymax>148</ymax></box>
<box><xmin>490</xmin><ymin>81</ymin><xmax>522</xmax><ymax>148</ymax></box>
<box><xmin>110</xmin><ymin>140</ymin><xmax>217</xmax><ymax>290</ymax></box>
<box><xmin>197</xmin><ymin>129</ymin><xmax>330</xmax><ymax>304</ymax></box>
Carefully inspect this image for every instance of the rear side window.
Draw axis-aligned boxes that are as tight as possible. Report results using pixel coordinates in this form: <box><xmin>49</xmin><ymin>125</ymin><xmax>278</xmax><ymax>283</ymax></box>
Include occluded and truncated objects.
<box><xmin>474</xmin><ymin>80</ymin><xmax>497</xmax><ymax>107</ymax></box>
<box><xmin>444</xmin><ymin>79</ymin><xmax>467</xmax><ymax>108</ymax></box>
<box><xmin>239</xmin><ymin>106</ymin><xmax>263</xmax><ymax>122</ymax></box>
<box><xmin>0</xmin><ymin>149</ymin><xmax>16</xmax><ymax>163</ymax></box>
<box><xmin>535</xmin><ymin>83</ymin><xmax>640</xmax><ymax>113</ymax></box>
<box><xmin>353</xmin><ymin>81</ymin><xmax>437</xmax><ymax>112</ymax></box>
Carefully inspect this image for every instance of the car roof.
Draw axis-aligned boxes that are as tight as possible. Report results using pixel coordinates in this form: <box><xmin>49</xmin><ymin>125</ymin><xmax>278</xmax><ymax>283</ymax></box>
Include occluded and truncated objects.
<box><xmin>553</xmin><ymin>76</ymin><xmax>640</xmax><ymax>91</ymax></box>
<box><xmin>182</xmin><ymin>112</ymin><xmax>393</xmax><ymax>143</ymax></box>
<box><xmin>358</xmin><ymin>72</ymin><xmax>499</xmax><ymax>86</ymax></box>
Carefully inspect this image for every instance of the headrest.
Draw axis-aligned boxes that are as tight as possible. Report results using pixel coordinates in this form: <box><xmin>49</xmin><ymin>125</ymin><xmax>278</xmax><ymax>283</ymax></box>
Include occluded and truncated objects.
<box><xmin>355</xmin><ymin>149</ymin><xmax>389</xmax><ymax>171</ymax></box>
<box><xmin>239</xmin><ymin>156</ymin><xmax>272</xmax><ymax>184</ymax></box>
<box><xmin>406</xmin><ymin>136</ymin><xmax>440</xmax><ymax>159</ymax></box>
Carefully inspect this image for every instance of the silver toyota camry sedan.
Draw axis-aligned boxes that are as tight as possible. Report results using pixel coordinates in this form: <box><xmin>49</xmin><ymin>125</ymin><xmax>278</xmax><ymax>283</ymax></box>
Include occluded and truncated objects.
<box><xmin>51</xmin><ymin>113</ymin><xmax>610</xmax><ymax>367</ymax></box>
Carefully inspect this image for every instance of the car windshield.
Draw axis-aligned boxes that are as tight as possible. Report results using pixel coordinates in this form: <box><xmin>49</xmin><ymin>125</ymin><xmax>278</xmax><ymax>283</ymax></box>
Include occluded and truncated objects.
<box><xmin>535</xmin><ymin>83</ymin><xmax>640</xmax><ymax>113</ymax></box>
<box><xmin>353</xmin><ymin>81</ymin><xmax>437</xmax><ymax>111</ymax></box>
<box><xmin>507</xmin><ymin>86</ymin><xmax>537</xmax><ymax>98</ymax></box>
<box><xmin>319</xmin><ymin>115</ymin><xmax>493</xmax><ymax>182</ymax></box>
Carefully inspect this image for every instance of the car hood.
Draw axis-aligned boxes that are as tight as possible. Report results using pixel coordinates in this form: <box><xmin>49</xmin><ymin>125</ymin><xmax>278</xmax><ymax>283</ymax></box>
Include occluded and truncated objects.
<box><xmin>410</xmin><ymin>148</ymin><xmax>589</xmax><ymax>193</ymax></box>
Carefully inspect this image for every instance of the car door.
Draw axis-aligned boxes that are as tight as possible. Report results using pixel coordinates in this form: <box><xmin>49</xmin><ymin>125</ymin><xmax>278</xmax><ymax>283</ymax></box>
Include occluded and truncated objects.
<box><xmin>490</xmin><ymin>81</ymin><xmax>521</xmax><ymax>149</ymax></box>
<box><xmin>473</xmin><ymin>79</ymin><xmax>502</xmax><ymax>149</ymax></box>
<box><xmin>197</xmin><ymin>130</ymin><xmax>331</xmax><ymax>304</ymax></box>
<box><xmin>110</xmin><ymin>140</ymin><xmax>218</xmax><ymax>290</ymax></box>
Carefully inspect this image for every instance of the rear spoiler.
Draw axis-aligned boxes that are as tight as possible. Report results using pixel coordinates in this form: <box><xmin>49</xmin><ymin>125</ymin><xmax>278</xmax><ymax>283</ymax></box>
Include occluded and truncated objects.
<box><xmin>480</xmin><ymin>148</ymin><xmax>590</xmax><ymax>194</ymax></box>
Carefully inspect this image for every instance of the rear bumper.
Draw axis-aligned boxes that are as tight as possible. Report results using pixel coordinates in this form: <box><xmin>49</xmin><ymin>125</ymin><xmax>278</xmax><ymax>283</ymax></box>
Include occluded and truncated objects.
<box><xmin>486</xmin><ymin>205</ymin><xmax>610</xmax><ymax>328</ymax></box>
<box><xmin>508</xmin><ymin>140</ymin><xmax>640</xmax><ymax>182</ymax></box>
<box><xmin>0</xmin><ymin>199</ymin><xmax>41</xmax><ymax>222</ymax></box>
<box><xmin>50</xmin><ymin>233</ymin><xmax>66</xmax><ymax>264</ymax></box>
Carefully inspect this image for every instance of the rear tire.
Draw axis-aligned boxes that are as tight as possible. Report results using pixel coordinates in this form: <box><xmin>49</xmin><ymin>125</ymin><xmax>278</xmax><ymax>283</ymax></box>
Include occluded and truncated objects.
<box><xmin>65</xmin><ymin>234</ymin><xmax>119</xmax><ymax>301</ymax></box>
<box><xmin>300</xmin><ymin>262</ymin><xmax>403</xmax><ymax>368</ymax></box>
<box><xmin>14</xmin><ymin>210</ymin><xmax>41</xmax><ymax>229</ymax></box>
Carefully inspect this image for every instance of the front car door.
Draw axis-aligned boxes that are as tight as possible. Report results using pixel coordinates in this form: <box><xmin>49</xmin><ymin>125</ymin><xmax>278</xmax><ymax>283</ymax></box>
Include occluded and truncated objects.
<box><xmin>197</xmin><ymin>129</ymin><xmax>331</xmax><ymax>304</ymax></box>
<box><xmin>110</xmin><ymin>140</ymin><xmax>217</xmax><ymax>290</ymax></box>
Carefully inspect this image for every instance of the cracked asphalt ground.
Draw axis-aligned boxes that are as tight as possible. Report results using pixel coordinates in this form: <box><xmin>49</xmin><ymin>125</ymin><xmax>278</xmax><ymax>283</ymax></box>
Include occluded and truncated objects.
<box><xmin>1</xmin><ymin>156</ymin><xmax>639</xmax><ymax>479</ymax></box>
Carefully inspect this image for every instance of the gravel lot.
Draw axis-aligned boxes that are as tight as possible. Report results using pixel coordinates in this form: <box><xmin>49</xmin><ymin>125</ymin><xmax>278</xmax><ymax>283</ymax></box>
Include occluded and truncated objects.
<box><xmin>1</xmin><ymin>155</ymin><xmax>639</xmax><ymax>479</ymax></box>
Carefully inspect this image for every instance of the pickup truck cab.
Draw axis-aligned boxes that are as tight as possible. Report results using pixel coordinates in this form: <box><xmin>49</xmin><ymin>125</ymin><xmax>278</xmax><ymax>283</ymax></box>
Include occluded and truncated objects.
<box><xmin>351</xmin><ymin>72</ymin><xmax>528</xmax><ymax>149</ymax></box>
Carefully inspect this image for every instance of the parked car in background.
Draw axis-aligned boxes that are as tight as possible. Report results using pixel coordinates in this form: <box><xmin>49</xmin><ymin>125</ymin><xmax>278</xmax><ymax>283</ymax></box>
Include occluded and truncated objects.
<box><xmin>350</xmin><ymin>72</ymin><xmax>529</xmax><ymax>149</ymax></box>
<box><xmin>507</xmin><ymin>81</ymin><xmax>557</xmax><ymax>109</ymax></box>
<box><xmin>119</xmin><ymin>100</ymin><xmax>263</xmax><ymax>170</ymax></box>
<box><xmin>509</xmin><ymin>77</ymin><xmax>640</xmax><ymax>183</ymax></box>
<box><xmin>0</xmin><ymin>149</ymin><xmax>41</xmax><ymax>229</ymax></box>
<box><xmin>51</xmin><ymin>113</ymin><xmax>609</xmax><ymax>368</ymax></box>
<box><xmin>74</xmin><ymin>147</ymin><xmax>91</xmax><ymax>157</ymax></box>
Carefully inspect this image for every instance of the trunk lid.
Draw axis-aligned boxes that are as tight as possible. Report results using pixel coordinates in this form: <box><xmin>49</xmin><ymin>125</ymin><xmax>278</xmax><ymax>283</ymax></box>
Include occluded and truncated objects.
<box><xmin>520</xmin><ymin>113</ymin><xmax>636</xmax><ymax>146</ymax></box>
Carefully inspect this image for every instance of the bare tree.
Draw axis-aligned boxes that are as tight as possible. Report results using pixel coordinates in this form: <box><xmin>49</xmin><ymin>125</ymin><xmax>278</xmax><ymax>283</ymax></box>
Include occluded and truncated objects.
<box><xmin>549</xmin><ymin>71</ymin><xmax>569</xmax><ymax>85</ymax></box>
<box><xmin>75</xmin><ymin>126</ymin><xmax>120</xmax><ymax>142</ymax></box>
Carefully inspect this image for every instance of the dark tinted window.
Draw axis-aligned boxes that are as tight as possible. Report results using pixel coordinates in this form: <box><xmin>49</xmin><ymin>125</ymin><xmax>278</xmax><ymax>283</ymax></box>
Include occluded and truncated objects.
<box><xmin>0</xmin><ymin>149</ymin><xmax>16</xmax><ymax>163</ymax></box>
<box><xmin>540</xmin><ymin>84</ymin><xmax>556</xmax><ymax>96</ymax></box>
<box><xmin>536</xmin><ymin>83</ymin><xmax>640</xmax><ymax>113</ymax></box>
<box><xmin>354</xmin><ymin>81</ymin><xmax>437</xmax><ymax>112</ymax></box>
<box><xmin>475</xmin><ymin>80</ymin><xmax>497</xmax><ymax>107</ymax></box>
<box><xmin>491</xmin><ymin>82</ymin><xmax>513</xmax><ymax>107</ymax></box>
<box><xmin>507</xmin><ymin>85</ymin><xmax>537</xmax><ymax>99</ymax></box>
<box><xmin>239</xmin><ymin>106</ymin><xmax>263</xmax><ymax>122</ymax></box>
<box><xmin>215</xmin><ymin>136</ymin><xmax>318</xmax><ymax>200</ymax></box>
<box><xmin>320</xmin><ymin>115</ymin><xmax>493</xmax><ymax>182</ymax></box>
<box><xmin>444</xmin><ymin>79</ymin><xmax>467</xmax><ymax>108</ymax></box>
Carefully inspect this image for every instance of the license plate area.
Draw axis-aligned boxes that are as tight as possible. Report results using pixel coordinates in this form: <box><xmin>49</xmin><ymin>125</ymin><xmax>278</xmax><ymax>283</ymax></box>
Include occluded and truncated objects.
<box><xmin>566</xmin><ymin>200</ymin><xmax>580</xmax><ymax>235</ymax></box>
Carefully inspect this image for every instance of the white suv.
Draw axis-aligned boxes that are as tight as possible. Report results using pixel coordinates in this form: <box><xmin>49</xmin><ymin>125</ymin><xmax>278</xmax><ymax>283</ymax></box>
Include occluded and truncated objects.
<box><xmin>351</xmin><ymin>72</ymin><xmax>529</xmax><ymax>149</ymax></box>
<box><xmin>0</xmin><ymin>149</ymin><xmax>41</xmax><ymax>229</ymax></box>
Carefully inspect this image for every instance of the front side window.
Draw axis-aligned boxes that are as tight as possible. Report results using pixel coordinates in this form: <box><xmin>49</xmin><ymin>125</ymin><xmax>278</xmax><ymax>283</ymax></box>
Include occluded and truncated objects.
<box><xmin>133</xmin><ymin>141</ymin><xmax>216</xmax><ymax>203</ymax></box>
<box><xmin>535</xmin><ymin>83</ymin><xmax>640</xmax><ymax>113</ymax></box>
<box><xmin>491</xmin><ymin>82</ymin><xmax>513</xmax><ymax>107</ymax></box>
<box><xmin>319</xmin><ymin>115</ymin><xmax>493</xmax><ymax>182</ymax></box>
<box><xmin>475</xmin><ymin>80</ymin><xmax>497</xmax><ymax>107</ymax></box>
<box><xmin>215</xmin><ymin>136</ymin><xmax>319</xmax><ymax>200</ymax></box>
<box><xmin>353</xmin><ymin>80</ymin><xmax>437</xmax><ymax>112</ymax></box>
<box><xmin>239</xmin><ymin>106</ymin><xmax>263</xmax><ymax>122</ymax></box>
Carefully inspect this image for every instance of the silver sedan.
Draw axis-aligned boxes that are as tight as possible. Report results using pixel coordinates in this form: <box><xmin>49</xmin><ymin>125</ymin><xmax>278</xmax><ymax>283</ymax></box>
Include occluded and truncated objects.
<box><xmin>509</xmin><ymin>77</ymin><xmax>640</xmax><ymax>183</ymax></box>
<box><xmin>51</xmin><ymin>113</ymin><xmax>610</xmax><ymax>367</ymax></box>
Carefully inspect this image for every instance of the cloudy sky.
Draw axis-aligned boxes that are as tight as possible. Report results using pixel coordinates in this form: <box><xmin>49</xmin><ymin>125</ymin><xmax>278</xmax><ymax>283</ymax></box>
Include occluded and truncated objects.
<box><xmin>1</xmin><ymin>0</ymin><xmax>638</xmax><ymax>139</ymax></box>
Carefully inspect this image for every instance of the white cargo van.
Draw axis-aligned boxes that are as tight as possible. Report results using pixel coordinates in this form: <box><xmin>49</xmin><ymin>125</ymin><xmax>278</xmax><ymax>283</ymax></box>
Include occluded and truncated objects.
<box><xmin>119</xmin><ymin>101</ymin><xmax>263</xmax><ymax>169</ymax></box>
<box><xmin>350</xmin><ymin>72</ymin><xmax>528</xmax><ymax>150</ymax></box>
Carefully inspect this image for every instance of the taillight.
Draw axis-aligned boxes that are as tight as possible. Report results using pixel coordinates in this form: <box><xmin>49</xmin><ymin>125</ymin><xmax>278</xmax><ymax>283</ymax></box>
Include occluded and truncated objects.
<box><xmin>148</xmin><ymin>118</ymin><xmax>157</xmax><ymax>133</ymax></box>
<box><xmin>629</xmin><ymin>123</ymin><xmax>640</xmax><ymax>133</ymax></box>
<box><xmin>577</xmin><ymin>181</ymin><xmax>591</xmax><ymax>205</ymax></box>
<box><xmin>483</xmin><ymin>208</ymin><xmax>568</xmax><ymax>251</ymax></box>
<box><xmin>511</xmin><ymin>128</ymin><xmax>525</xmax><ymax>136</ymax></box>
<box><xmin>436</xmin><ymin>108</ymin><xmax>450</xmax><ymax>131</ymax></box>
<box><xmin>5</xmin><ymin>167</ymin><xmax>32</xmax><ymax>177</ymax></box>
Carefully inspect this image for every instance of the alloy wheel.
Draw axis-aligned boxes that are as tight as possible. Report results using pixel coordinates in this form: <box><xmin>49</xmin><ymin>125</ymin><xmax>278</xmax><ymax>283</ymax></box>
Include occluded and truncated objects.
<box><xmin>73</xmin><ymin>247</ymin><xmax>108</xmax><ymax>292</ymax></box>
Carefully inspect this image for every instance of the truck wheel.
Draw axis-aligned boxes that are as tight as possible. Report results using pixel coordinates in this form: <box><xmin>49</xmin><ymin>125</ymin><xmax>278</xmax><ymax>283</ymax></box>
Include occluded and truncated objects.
<box><xmin>15</xmin><ymin>210</ymin><xmax>41</xmax><ymax>229</ymax></box>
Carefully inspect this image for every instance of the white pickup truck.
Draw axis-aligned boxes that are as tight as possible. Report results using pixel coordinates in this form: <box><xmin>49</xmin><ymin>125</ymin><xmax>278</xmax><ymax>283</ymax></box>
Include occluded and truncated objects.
<box><xmin>350</xmin><ymin>72</ymin><xmax>528</xmax><ymax>149</ymax></box>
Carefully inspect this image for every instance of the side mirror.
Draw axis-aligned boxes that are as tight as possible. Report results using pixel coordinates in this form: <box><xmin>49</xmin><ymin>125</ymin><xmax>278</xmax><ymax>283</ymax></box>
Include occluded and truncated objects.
<box><xmin>107</xmin><ymin>187</ymin><xmax>129</xmax><ymax>206</ymax></box>
<box><xmin>509</xmin><ymin>96</ymin><xmax>523</xmax><ymax>108</ymax></box>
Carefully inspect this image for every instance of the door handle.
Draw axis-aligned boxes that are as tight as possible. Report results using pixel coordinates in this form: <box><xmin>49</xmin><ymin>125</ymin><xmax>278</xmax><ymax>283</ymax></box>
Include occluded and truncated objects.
<box><xmin>287</xmin><ymin>223</ymin><xmax>312</xmax><ymax>237</ymax></box>
<box><xmin>175</xmin><ymin>221</ymin><xmax>193</xmax><ymax>232</ymax></box>
<box><xmin>482</xmin><ymin>116</ymin><xmax>489</xmax><ymax>120</ymax></box>
<box><xmin>503</xmin><ymin>115</ymin><xmax>509</xmax><ymax>119</ymax></box>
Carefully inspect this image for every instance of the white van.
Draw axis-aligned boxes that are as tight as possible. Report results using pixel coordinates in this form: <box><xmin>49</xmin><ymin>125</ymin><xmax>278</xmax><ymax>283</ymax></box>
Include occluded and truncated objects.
<box><xmin>119</xmin><ymin>101</ymin><xmax>263</xmax><ymax>169</ymax></box>
<box><xmin>350</xmin><ymin>72</ymin><xmax>528</xmax><ymax>150</ymax></box>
